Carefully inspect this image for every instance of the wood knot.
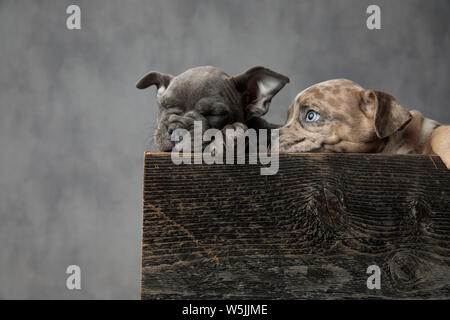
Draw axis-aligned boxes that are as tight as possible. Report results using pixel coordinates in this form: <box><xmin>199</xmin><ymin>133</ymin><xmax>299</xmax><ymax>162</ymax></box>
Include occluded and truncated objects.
<box><xmin>401</xmin><ymin>199</ymin><xmax>432</xmax><ymax>237</ymax></box>
<box><xmin>322</xmin><ymin>187</ymin><xmax>346</xmax><ymax>230</ymax></box>
<box><xmin>408</xmin><ymin>199</ymin><xmax>431</xmax><ymax>221</ymax></box>
<box><xmin>286</xmin><ymin>184</ymin><xmax>346</xmax><ymax>249</ymax></box>
<box><xmin>388</xmin><ymin>250</ymin><xmax>431</xmax><ymax>291</ymax></box>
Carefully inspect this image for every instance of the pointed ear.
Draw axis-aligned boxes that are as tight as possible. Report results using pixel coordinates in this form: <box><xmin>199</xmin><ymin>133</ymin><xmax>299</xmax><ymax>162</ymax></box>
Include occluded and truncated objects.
<box><xmin>232</xmin><ymin>66</ymin><xmax>289</xmax><ymax>120</ymax></box>
<box><xmin>136</xmin><ymin>71</ymin><xmax>173</xmax><ymax>95</ymax></box>
<box><xmin>360</xmin><ymin>90</ymin><xmax>412</xmax><ymax>138</ymax></box>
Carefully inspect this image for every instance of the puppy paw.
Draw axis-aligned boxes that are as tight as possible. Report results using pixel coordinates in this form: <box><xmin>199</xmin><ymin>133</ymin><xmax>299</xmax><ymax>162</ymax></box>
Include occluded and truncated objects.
<box><xmin>222</xmin><ymin>122</ymin><xmax>248</xmax><ymax>134</ymax></box>
<box><xmin>204</xmin><ymin>122</ymin><xmax>249</xmax><ymax>156</ymax></box>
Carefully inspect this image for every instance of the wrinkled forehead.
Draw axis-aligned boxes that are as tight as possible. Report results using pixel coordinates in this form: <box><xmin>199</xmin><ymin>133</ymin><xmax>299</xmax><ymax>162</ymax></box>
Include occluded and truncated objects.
<box><xmin>161</xmin><ymin>72</ymin><xmax>234</xmax><ymax>106</ymax></box>
<box><xmin>157</xmin><ymin>85</ymin><xmax>209</xmax><ymax>109</ymax></box>
<box><xmin>295</xmin><ymin>79</ymin><xmax>363</xmax><ymax>105</ymax></box>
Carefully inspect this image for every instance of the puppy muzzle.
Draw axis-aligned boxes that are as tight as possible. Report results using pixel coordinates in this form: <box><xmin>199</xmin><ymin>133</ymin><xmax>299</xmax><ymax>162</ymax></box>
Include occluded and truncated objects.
<box><xmin>155</xmin><ymin>112</ymin><xmax>211</xmax><ymax>152</ymax></box>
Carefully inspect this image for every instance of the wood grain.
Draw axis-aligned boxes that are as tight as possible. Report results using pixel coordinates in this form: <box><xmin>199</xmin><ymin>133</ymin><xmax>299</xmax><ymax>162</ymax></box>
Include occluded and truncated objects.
<box><xmin>141</xmin><ymin>153</ymin><xmax>450</xmax><ymax>299</ymax></box>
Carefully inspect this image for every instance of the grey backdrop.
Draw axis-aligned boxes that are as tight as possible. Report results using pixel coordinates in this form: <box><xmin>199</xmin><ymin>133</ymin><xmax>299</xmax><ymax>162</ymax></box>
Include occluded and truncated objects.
<box><xmin>0</xmin><ymin>0</ymin><xmax>448</xmax><ymax>299</ymax></box>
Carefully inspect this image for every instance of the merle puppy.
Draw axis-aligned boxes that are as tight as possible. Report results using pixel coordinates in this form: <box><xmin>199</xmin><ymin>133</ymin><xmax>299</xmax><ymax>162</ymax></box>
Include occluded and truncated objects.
<box><xmin>136</xmin><ymin>66</ymin><xmax>289</xmax><ymax>151</ymax></box>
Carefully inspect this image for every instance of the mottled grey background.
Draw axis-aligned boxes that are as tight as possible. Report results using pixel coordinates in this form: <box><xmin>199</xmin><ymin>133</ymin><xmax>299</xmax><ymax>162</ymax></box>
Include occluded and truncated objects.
<box><xmin>0</xmin><ymin>0</ymin><xmax>448</xmax><ymax>299</ymax></box>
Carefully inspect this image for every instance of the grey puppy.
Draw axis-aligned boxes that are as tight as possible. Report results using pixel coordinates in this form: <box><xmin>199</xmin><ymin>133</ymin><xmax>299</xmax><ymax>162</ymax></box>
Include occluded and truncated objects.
<box><xmin>136</xmin><ymin>66</ymin><xmax>289</xmax><ymax>151</ymax></box>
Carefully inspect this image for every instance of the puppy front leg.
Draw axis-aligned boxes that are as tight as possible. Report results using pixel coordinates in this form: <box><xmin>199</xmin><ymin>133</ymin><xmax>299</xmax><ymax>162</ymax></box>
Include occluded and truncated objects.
<box><xmin>431</xmin><ymin>125</ymin><xmax>450</xmax><ymax>169</ymax></box>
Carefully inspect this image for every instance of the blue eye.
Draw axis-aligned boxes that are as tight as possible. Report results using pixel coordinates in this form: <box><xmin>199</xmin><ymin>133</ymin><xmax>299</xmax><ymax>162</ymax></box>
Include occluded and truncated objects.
<box><xmin>306</xmin><ymin>110</ymin><xmax>320</xmax><ymax>122</ymax></box>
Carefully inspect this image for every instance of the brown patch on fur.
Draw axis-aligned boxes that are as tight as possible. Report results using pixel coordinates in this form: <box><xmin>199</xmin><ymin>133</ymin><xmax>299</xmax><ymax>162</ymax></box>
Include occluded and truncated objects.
<box><xmin>335</xmin><ymin>97</ymin><xmax>345</xmax><ymax>105</ymax></box>
<box><xmin>327</xmin><ymin>97</ymin><xmax>337</xmax><ymax>106</ymax></box>
<box><xmin>307</xmin><ymin>87</ymin><xmax>325</xmax><ymax>100</ymax></box>
<box><xmin>332</xmin><ymin>88</ymin><xmax>341</xmax><ymax>95</ymax></box>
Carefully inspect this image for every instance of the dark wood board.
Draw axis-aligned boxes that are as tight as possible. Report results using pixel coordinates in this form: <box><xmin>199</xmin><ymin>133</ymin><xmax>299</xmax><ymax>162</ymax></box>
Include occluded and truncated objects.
<box><xmin>141</xmin><ymin>153</ymin><xmax>450</xmax><ymax>299</ymax></box>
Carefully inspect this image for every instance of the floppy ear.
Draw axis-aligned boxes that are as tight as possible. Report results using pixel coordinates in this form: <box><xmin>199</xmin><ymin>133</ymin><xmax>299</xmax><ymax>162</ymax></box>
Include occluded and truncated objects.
<box><xmin>360</xmin><ymin>90</ymin><xmax>412</xmax><ymax>139</ymax></box>
<box><xmin>232</xmin><ymin>66</ymin><xmax>289</xmax><ymax>120</ymax></box>
<box><xmin>136</xmin><ymin>71</ymin><xmax>173</xmax><ymax>95</ymax></box>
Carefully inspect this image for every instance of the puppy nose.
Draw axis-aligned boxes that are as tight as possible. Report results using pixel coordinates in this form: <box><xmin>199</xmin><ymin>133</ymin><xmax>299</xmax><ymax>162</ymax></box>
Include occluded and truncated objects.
<box><xmin>168</xmin><ymin>124</ymin><xmax>176</xmax><ymax>135</ymax></box>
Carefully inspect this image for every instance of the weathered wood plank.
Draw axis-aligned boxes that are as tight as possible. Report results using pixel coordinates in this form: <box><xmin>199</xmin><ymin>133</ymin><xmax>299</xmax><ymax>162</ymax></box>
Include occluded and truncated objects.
<box><xmin>141</xmin><ymin>153</ymin><xmax>450</xmax><ymax>299</ymax></box>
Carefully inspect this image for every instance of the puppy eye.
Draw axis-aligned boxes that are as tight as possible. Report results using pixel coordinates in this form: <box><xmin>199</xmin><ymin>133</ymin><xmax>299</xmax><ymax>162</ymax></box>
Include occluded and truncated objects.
<box><xmin>305</xmin><ymin>110</ymin><xmax>320</xmax><ymax>122</ymax></box>
<box><xmin>206</xmin><ymin>111</ymin><xmax>227</xmax><ymax>117</ymax></box>
<box><xmin>166</xmin><ymin>108</ymin><xmax>183</xmax><ymax>115</ymax></box>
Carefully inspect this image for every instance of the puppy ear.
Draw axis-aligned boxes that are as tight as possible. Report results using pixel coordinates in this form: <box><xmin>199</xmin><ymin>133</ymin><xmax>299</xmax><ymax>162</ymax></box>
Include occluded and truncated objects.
<box><xmin>136</xmin><ymin>71</ymin><xmax>173</xmax><ymax>95</ymax></box>
<box><xmin>360</xmin><ymin>90</ymin><xmax>412</xmax><ymax>139</ymax></box>
<box><xmin>232</xmin><ymin>66</ymin><xmax>289</xmax><ymax>120</ymax></box>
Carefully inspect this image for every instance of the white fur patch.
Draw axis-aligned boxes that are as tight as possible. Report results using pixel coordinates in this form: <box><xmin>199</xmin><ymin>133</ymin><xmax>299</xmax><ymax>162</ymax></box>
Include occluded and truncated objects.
<box><xmin>156</xmin><ymin>86</ymin><xmax>166</xmax><ymax>97</ymax></box>
<box><xmin>420</xmin><ymin>117</ymin><xmax>438</xmax><ymax>144</ymax></box>
<box><xmin>257</xmin><ymin>77</ymin><xmax>278</xmax><ymax>96</ymax></box>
